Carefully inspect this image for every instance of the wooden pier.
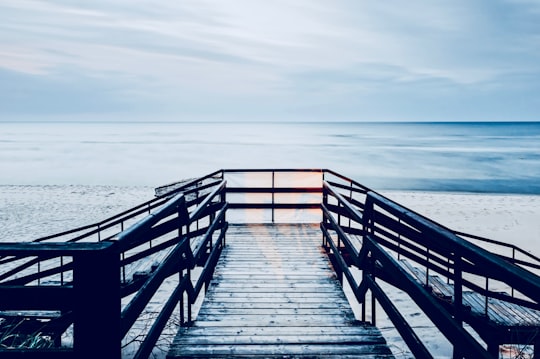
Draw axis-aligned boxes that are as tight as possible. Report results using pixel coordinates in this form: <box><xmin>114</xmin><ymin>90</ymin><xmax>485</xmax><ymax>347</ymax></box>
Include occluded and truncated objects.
<box><xmin>168</xmin><ymin>224</ymin><xmax>393</xmax><ymax>358</ymax></box>
<box><xmin>1</xmin><ymin>169</ymin><xmax>539</xmax><ymax>359</ymax></box>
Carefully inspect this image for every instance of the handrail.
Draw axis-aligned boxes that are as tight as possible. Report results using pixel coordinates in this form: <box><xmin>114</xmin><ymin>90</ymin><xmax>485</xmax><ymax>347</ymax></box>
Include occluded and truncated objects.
<box><xmin>0</xmin><ymin>173</ymin><xmax>228</xmax><ymax>359</ymax></box>
<box><xmin>128</xmin><ymin>206</ymin><xmax>228</xmax><ymax>359</ymax></box>
<box><xmin>363</xmin><ymin>235</ymin><xmax>491</xmax><ymax>359</ymax></box>
<box><xmin>455</xmin><ymin>230</ymin><xmax>540</xmax><ymax>268</ymax></box>
<box><xmin>223</xmin><ymin>168</ymin><xmax>323</xmax><ymax>173</ymax></box>
<box><xmin>322</xmin><ymin>169</ymin><xmax>372</xmax><ymax>193</ymax></box>
<box><xmin>120</xmin><ymin>180</ymin><xmax>228</xmax><ymax>359</ymax></box>
<box><xmin>323</xmin><ymin>181</ymin><xmax>364</xmax><ymax>224</ymax></box>
<box><xmin>114</xmin><ymin>193</ymin><xmax>188</xmax><ymax>250</ymax></box>
<box><xmin>366</xmin><ymin>191</ymin><xmax>540</xmax><ymax>302</ymax></box>
<box><xmin>189</xmin><ymin>181</ymin><xmax>226</xmax><ymax>222</ymax></box>
<box><xmin>28</xmin><ymin>171</ymin><xmax>212</xmax><ymax>244</ymax></box>
<box><xmin>31</xmin><ymin>196</ymin><xmax>170</xmax><ymax>243</ymax></box>
<box><xmin>120</xmin><ymin>239</ymin><xmax>190</xmax><ymax>337</ymax></box>
<box><xmin>322</xmin><ymin>179</ymin><xmax>540</xmax><ymax>358</ymax></box>
<box><xmin>154</xmin><ymin>169</ymin><xmax>223</xmax><ymax>198</ymax></box>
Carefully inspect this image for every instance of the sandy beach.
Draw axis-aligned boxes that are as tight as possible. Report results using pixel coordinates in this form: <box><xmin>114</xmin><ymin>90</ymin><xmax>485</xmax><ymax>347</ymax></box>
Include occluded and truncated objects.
<box><xmin>376</xmin><ymin>191</ymin><xmax>540</xmax><ymax>358</ymax></box>
<box><xmin>384</xmin><ymin>191</ymin><xmax>540</xmax><ymax>256</ymax></box>
<box><xmin>1</xmin><ymin>187</ymin><xmax>539</xmax><ymax>358</ymax></box>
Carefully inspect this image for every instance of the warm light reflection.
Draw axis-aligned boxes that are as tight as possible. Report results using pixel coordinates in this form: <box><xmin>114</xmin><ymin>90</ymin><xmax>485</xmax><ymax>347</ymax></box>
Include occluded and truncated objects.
<box><xmin>224</xmin><ymin>170</ymin><xmax>323</xmax><ymax>224</ymax></box>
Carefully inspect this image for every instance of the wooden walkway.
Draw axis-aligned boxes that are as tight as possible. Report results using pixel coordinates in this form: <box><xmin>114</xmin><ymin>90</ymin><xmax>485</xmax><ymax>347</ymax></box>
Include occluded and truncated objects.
<box><xmin>168</xmin><ymin>224</ymin><xmax>393</xmax><ymax>358</ymax></box>
<box><xmin>400</xmin><ymin>259</ymin><xmax>540</xmax><ymax>352</ymax></box>
<box><xmin>400</xmin><ymin>259</ymin><xmax>540</xmax><ymax>326</ymax></box>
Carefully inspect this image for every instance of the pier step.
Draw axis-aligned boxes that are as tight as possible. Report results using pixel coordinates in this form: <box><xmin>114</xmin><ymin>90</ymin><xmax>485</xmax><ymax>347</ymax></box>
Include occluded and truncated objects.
<box><xmin>399</xmin><ymin>259</ymin><xmax>540</xmax><ymax>327</ymax></box>
<box><xmin>167</xmin><ymin>224</ymin><xmax>393</xmax><ymax>358</ymax></box>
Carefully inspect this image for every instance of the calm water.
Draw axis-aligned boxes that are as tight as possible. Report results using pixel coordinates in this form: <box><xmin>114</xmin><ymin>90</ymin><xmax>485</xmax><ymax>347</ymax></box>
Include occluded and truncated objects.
<box><xmin>1</xmin><ymin>121</ymin><xmax>539</xmax><ymax>193</ymax></box>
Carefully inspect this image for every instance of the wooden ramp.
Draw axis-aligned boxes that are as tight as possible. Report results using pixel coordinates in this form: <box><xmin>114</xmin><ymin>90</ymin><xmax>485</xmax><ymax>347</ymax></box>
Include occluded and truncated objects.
<box><xmin>400</xmin><ymin>259</ymin><xmax>540</xmax><ymax>350</ymax></box>
<box><xmin>168</xmin><ymin>224</ymin><xmax>393</xmax><ymax>358</ymax></box>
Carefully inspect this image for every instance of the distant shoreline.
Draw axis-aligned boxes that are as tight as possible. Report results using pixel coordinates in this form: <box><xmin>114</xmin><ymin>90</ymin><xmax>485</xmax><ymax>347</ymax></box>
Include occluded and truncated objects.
<box><xmin>2</xmin><ymin>119</ymin><xmax>540</xmax><ymax>125</ymax></box>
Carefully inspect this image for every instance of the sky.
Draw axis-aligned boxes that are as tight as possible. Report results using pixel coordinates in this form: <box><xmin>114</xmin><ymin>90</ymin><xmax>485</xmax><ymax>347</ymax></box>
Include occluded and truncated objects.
<box><xmin>1</xmin><ymin>0</ymin><xmax>540</xmax><ymax>122</ymax></box>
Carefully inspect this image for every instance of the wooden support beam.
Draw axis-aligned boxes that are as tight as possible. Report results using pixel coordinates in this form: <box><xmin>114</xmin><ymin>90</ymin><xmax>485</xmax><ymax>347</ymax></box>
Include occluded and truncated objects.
<box><xmin>73</xmin><ymin>245</ymin><xmax>120</xmax><ymax>359</ymax></box>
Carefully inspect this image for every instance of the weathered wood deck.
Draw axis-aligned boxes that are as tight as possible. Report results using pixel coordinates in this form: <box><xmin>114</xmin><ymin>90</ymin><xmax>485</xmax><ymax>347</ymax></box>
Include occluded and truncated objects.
<box><xmin>399</xmin><ymin>258</ymin><xmax>540</xmax><ymax>354</ymax></box>
<box><xmin>167</xmin><ymin>223</ymin><xmax>394</xmax><ymax>358</ymax></box>
<box><xmin>400</xmin><ymin>259</ymin><xmax>540</xmax><ymax>327</ymax></box>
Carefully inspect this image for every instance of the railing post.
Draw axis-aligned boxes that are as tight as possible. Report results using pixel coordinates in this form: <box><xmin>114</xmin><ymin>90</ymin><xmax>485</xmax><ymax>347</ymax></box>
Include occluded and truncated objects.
<box><xmin>362</xmin><ymin>194</ymin><xmax>375</xmax><ymax>324</ymax></box>
<box><xmin>221</xmin><ymin>187</ymin><xmax>227</xmax><ymax>246</ymax></box>
<box><xmin>452</xmin><ymin>252</ymin><xmax>464</xmax><ymax>359</ymax></box>
<box><xmin>371</xmin><ymin>280</ymin><xmax>376</xmax><ymax>326</ymax></box>
<box><xmin>349</xmin><ymin>181</ymin><xmax>353</xmax><ymax>227</ymax></box>
<box><xmin>426</xmin><ymin>248</ymin><xmax>430</xmax><ymax>288</ymax></box>
<box><xmin>180</xmin><ymin>267</ymin><xmax>186</xmax><ymax>326</ymax></box>
<box><xmin>511</xmin><ymin>248</ymin><xmax>516</xmax><ymax>297</ymax></box>
<box><xmin>187</xmin><ymin>268</ymin><xmax>192</xmax><ymax>324</ymax></box>
<box><xmin>271</xmin><ymin>171</ymin><xmax>275</xmax><ymax>224</ymax></box>
<box><xmin>363</xmin><ymin>193</ymin><xmax>374</xmax><ymax>238</ymax></box>
<box><xmin>73</xmin><ymin>243</ymin><xmax>120</xmax><ymax>359</ymax></box>
<box><xmin>179</xmin><ymin>217</ymin><xmax>186</xmax><ymax>326</ymax></box>
<box><xmin>485</xmin><ymin>277</ymin><xmax>489</xmax><ymax>318</ymax></box>
<box><xmin>322</xmin><ymin>186</ymin><xmax>328</xmax><ymax>246</ymax></box>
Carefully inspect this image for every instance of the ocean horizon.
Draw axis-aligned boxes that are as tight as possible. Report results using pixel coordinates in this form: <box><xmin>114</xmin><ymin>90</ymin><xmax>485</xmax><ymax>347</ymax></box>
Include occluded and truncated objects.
<box><xmin>1</xmin><ymin>121</ymin><xmax>540</xmax><ymax>194</ymax></box>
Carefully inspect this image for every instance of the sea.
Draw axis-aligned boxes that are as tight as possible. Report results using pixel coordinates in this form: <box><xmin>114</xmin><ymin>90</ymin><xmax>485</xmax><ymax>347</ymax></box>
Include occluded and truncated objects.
<box><xmin>2</xmin><ymin>121</ymin><xmax>540</xmax><ymax>191</ymax></box>
<box><xmin>1</xmin><ymin>120</ymin><xmax>540</xmax><ymax>241</ymax></box>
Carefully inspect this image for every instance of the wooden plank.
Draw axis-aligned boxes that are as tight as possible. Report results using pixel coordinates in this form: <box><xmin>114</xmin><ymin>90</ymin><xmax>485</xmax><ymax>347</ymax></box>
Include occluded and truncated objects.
<box><xmin>463</xmin><ymin>292</ymin><xmax>505</xmax><ymax>324</ymax></box>
<box><xmin>494</xmin><ymin>297</ymin><xmax>540</xmax><ymax>325</ymax></box>
<box><xmin>204</xmin><ymin>292</ymin><xmax>347</xmax><ymax>304</ymax></box>
<box><xmin>175</xmin><ymin>334</ymin><xmax>386</xmax><ymax>345</ymax></box>
<box><xmin>201</xmin><ymin>302</ymin><xmax>351</xmax><ymax>310</ymax></box>
<box><xmin>195</xmin><ymin>314</ymin><xmax>357</xmax><ymax>325</ymax></box>
<box><xmin>210</xmin><ymin>281</ymin><xmax>341</xmax><ymax>289</ymax></box>
<box><xmin>211</xmin><ymin>275</ymin><xmax>338</xmax><ymax>282</ymax></box>
<box><xmin>177</xmin><ymin>325</ymin><xmax>383</xmax><ymax>337</ymax></box>
<box><xmin>205</xmin><ymin>292</ymin><xmax>349</xmax><ymax>300</ymax></box>
<box><xmin>214</xmin><ymin>269</ymin><xmax>332</xmax><ymax>276</ymax></box>
<box><xmin>401</xmin><ymin>259</ymin><xmax>540</xmax><ymax>330</ymax></box>
<box><xmin>197</xmin><ymin>308</ymin><xmax>351</xmax><ymax>316</ymax></box>
<box><xmin>169</xmin><ymin>343</ymin><xmax>393</xmax><ymax>357</ymax></box>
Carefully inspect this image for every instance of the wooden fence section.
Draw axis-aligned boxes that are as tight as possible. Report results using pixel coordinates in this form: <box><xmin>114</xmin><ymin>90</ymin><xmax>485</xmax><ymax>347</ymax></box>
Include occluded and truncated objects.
<box><xmin>0</xmin><ymin>177</ymin><xmax>228</xmax><ymax>359</ymax></box>
<box><xmin>168</xmin><ymin>223</ymin><xmax>393</xmax><ymax>358</ymax></box>
<box><xmin>321</xmin><ymin>174</ymin><xmax>540</xmax><ymax>359</ymax></box>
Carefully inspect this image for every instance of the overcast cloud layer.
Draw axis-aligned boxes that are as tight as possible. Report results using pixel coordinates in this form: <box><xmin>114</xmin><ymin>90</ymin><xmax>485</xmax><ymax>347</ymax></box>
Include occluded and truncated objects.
<box><xmin>1</xmin><ymin>1</ymin><xmax>539</xmax><ymax>122</ymax></box>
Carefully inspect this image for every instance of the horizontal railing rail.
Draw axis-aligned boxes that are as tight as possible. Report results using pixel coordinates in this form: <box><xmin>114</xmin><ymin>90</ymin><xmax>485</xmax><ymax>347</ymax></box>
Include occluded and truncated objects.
<box><xmin>455</xmin><ymin>230</ymin><xmax>540</xmax><ymax>272</ymax></box>
<box><xmin>222</xmin><ymin>169</ymin><xmax>323</xmax><ymax>223</ymax></box>
<box><xmin>154</xmin><ymin>170</ymin><xmax>223</xmax><ymax>198</ymax></box>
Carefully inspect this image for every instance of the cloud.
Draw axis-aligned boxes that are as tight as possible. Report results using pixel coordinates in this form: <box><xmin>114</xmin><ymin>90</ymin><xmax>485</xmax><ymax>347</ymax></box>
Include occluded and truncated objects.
<box><xmin>0</xmin><ymin>0</ymin><xmax>539</xmax><ymax>120</ymax></box>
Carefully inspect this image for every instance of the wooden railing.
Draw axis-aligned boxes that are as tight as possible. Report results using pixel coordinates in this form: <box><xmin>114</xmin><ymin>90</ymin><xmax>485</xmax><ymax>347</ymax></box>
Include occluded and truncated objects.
<box><xmin>222</xmin><ymin>168</ymin><xmax>323</xmax><ymax>223</ymax></box>
<box><xmin>321</xmin><ymin>177</ymin><xmax>540</xmax><ymax>358</ymax></box>
<box><xmin>0</xmin><ymin>177</ymin><xmax>227</xmax><ymax>359</ymax></box>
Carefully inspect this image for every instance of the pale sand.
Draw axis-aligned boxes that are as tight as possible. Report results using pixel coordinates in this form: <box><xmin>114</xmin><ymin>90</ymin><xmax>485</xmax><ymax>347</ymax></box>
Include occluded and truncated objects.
<box><xmin>382</xmin><ymin>191</ymin><xmax>540</xmax><ymax>256</ymax></box>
